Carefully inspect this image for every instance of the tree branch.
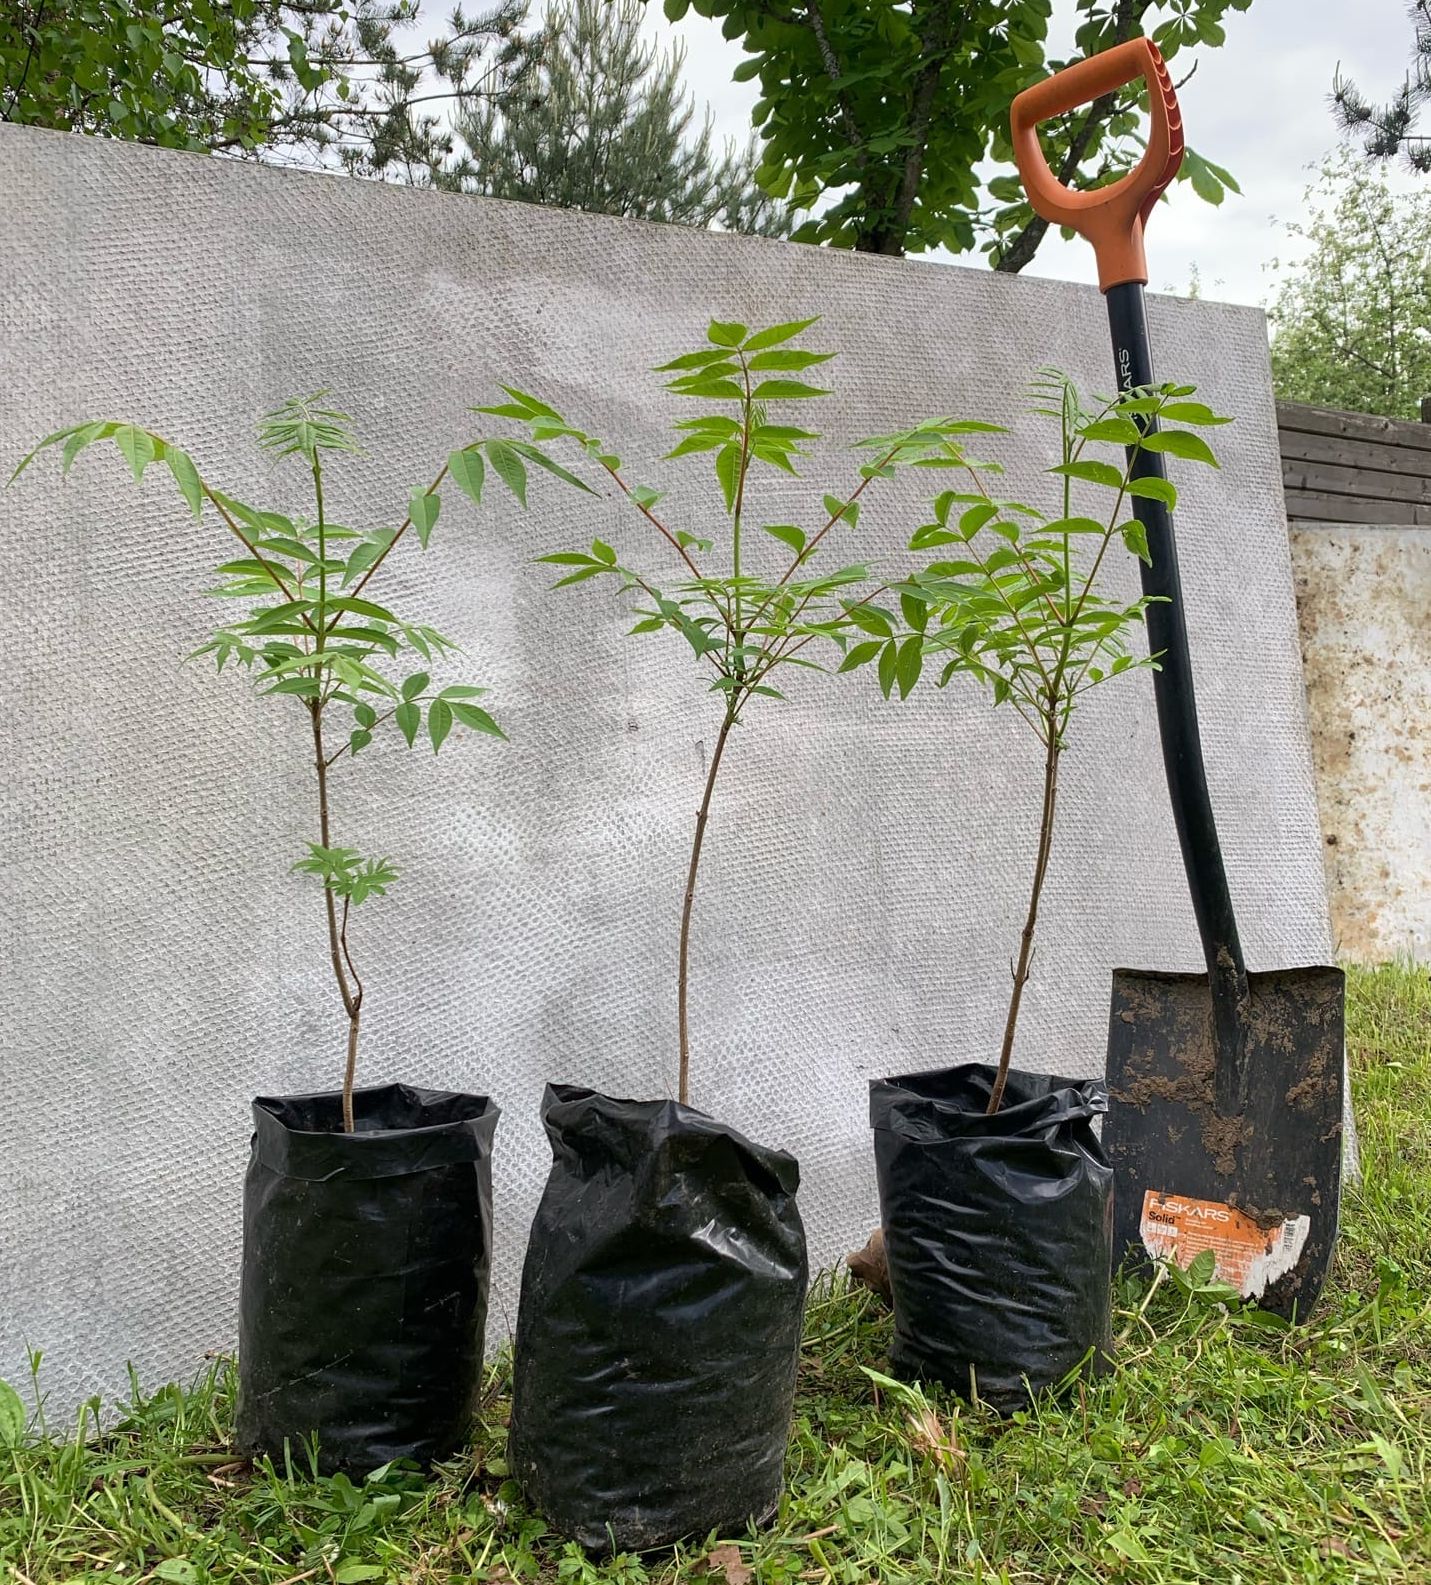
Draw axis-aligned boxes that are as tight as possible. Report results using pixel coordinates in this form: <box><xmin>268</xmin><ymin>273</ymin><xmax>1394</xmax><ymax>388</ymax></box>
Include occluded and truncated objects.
<box><xmin>803</xmin><ymin>0</ymin><xmax>869</xmax><ymax>173</ymax></box>
<box><xmin>993</xmin><ymin>93</ymin><xmax>1117</xmax><ymax>274</ymax></box>
<box><xmin>880</xmin><ymin>0</ymin><xmax>964</xmax><ymax>256</ymax></box>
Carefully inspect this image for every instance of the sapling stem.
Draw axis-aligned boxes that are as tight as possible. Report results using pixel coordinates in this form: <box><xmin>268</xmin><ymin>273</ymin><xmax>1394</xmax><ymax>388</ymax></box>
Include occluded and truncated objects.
<box><xmin>311</xmin><ymin>699</ymin><xmax>362</xmax><ymax>1131</ymax></box>
<box><xmin>988</xmin><ymin>709</ymin><xmax>1061</xmax><ymax>1115</ymax></box>
<box><xmin>730</xmin><ymin>354</ymin><xmax>754</xmax><ymax>649</ymax></box>
<box><xmin>982</xmin><ymin>414</ymin><xmax>1134</xmax><ymax>1112</ymax></box>
<box><xmin>342</xmin><ymin>1002</ymin><xmax>363</xmax><ymax>1136</ymax></box>
<box><xmin>310</xmin><ymin>451</ymin><xmax>363</xmax><ymax>1133</ymax></box>
<box><xmin>678</xmin><ymin>705</ymin><xmax>738</xmax><ymax>1106</ymax></box>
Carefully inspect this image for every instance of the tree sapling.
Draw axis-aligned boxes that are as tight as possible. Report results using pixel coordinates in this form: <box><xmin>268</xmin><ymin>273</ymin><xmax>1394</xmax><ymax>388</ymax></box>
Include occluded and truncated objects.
<box><xmin>845</xmin><ymin>371</ymin><xmax>1229</xmax><ymax>1111</ymax></box>
<box><xmin>473</xmin><ymin>317</ymin><xmax>1002</xmax><ymax>1103</ymax></box>
<box><xmin>12</xmin><ymin>397</ymin><xmax>512</xmax><ymax>1131</ymax></box>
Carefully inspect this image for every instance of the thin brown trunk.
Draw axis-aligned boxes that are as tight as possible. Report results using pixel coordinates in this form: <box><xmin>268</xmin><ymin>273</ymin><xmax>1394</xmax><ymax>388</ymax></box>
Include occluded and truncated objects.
<box><xmin>338</xmin><ymin>896</ymin><xmax>364</xmax><ymax>1134</ymax></box>
<box><xmin>988</xmin><ymin>720</ymin><xmax>1061</xmax><ymax>1114</ymax></box>
<box><xmin>342</xmin><ymin>1006</ymin><xmax>362</xmax><ymax>1135</ymax></box>
<box><xmin>805</xmin><ymin>0</ymin><xmax>869</xmax><ymax>179</ymax></box>
<box><xmin>860</xmin><ymin>221</ymin><xmax>909</xmax><ymax>257</ymax></box>
<box><xmin>311</xmin><ymin>701</ymin><xmax>362</xmax><ymax>1131</ymax></box>
<box><xmin>886</xmin><ymin>0</ymin><xmax>961</xmax><ymax>255</ymax></box>
<box><xmin>677</xmin><ymin>709</ymin><xmax>737</xmax><ymax>1106</ymax></box>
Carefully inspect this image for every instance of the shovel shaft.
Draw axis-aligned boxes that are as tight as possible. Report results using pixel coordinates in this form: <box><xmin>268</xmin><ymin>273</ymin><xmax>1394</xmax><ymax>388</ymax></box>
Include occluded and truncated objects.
<box><xmin>1106</xmin><ymin>282</ymin><xmax>1251</xmax><ymax>1111</ymax></box>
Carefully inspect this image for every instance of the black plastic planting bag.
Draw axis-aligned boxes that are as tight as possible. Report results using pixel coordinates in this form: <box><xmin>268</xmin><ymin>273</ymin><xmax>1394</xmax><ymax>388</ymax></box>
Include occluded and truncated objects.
<box><xmin>236</xmin><ymin>1084</ymin><xmax>498</xmax><ymax>1474</ymax></box>
<box><xmin>871</xmin><ymin>1064</ymin><xmax>1112</xmax><ymax>1415</ymax></box>
<box><xmin>509</xmin><ymin>1084</ymin><xmax>808</xmax><ymax>1552</ymax></box>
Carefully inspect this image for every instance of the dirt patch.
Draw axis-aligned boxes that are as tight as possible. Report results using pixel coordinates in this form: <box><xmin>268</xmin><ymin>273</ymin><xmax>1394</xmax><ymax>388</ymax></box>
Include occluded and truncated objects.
<box><xmin>1110</xmin><ymin>969</ymin><xmax>1345</xmax><ymax>1176</ymax></box>
<box><xmin>1110</xmin><ymin>976</ymin><xmax>1246</xmax><ymax>1172</ymax></box>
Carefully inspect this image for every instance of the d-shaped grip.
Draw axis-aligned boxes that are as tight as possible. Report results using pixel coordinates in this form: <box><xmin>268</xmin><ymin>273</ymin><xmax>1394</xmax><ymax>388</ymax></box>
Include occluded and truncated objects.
<box><xmin>1010</xmin><ymin>37</ymin><xmax>1184</xmax><ymax>291</ymax></box>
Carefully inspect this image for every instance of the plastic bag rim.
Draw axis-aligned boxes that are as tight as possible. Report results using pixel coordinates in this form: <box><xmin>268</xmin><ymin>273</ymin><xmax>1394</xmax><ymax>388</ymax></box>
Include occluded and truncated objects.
<box><xmin>540</xmin><ymin>1081</ymin><xmax>801</xmax><ymax>1193</ymax></box>
<box><xmin>252</xmin><ymin>1082</ymin><xmax>500</xmax><ymax>1144</ymax></box>
<box><xmin>869</xmin><ymin>1061</ymin><xmax>1109</xmax><ymax>1135</ymax></box>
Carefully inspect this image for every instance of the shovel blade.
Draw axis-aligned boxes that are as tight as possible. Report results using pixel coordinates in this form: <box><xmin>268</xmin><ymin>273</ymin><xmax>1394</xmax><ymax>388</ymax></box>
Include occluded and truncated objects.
<box><xmin>1105</xmin><ymin>965</ymin><xmax>1345</xmax><ymax>1319</ymax></box>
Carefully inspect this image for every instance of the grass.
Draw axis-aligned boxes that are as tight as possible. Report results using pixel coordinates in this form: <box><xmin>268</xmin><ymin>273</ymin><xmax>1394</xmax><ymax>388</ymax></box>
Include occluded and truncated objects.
<box><xmin>3</xmin><ymin>962</ymin><xmax>1429</xmax><ymax>1585</ymax></box>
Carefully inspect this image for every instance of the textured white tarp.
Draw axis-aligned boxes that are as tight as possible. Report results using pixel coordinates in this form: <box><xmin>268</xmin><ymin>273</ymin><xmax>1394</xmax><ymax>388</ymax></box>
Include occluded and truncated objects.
<box><xmin>0</xmin><ymin>125</ymin><xmax>1334</xmax><ymax>1416</ymax></box>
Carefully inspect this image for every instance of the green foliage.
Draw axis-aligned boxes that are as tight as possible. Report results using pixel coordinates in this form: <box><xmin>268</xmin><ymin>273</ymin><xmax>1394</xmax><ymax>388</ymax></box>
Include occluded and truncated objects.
<box><xmin>839</xmin><ymin>370</ymin><xmax>1226</xmax><ymax>1108</ymax></box>
<box><xmin>12</xmin><ymin>396</ymin><xmax>502</xmax><ymax>773</ymax></box>
<box><xmin>292</xmin><ymin>847</ymin><xmax>399</xmax><ymax>907</ymax></box>
<box><xmin>0</xmin><ymin>1378</ymin><xmax>24</xmax><ymax>1448</ymax></box>
<box><xmin>499</xmin><ymin>319</ymin><xmax>1022</xmax><ymax>732</ymax></box>
<box><xmin>476</xmin><ymin>316</ymin><xmax>1030</xmax><ymax>1099</ymax></box>
<box><xmin>659</xmin><ymin>0</ymin><xmax>1248</xmax><ymax>263</ymax></box>
<box><xmin>840</xmin><ymin>373</ymin><xmax>1227</xmax><ymax>746</ymax></box>
<box><xmin>1333</xmin><ymin>0</ymin><xmax>1431</xmax><ymax>175</ymax></box>
<box><xmin>463</xmin><ymin>320</ymin><xmax>1225</xmax><ymax>1107</ymax></box>
<box><xmin>1269</xmin><ymin>153</ymin><xmax>1431</xmax><ymax>421</ymax></box>
<box><xmin>11</xmin><ymin>393</ymin><xmax>506</xmax><ymax>1113</ymax></box>
<box><xmin>2</xmin><ymin>964</ymin><xmax>1429</xmax><ymax>1580</ymax></box>
<box><xmin>0</xmin><ymin>0</ymin><xmax>538</xmax><ymax>181</ymax></box>
<box><xmin>454</xmin><ymin>0</ymin><xmax>788</xmax><ymax>236</ymax></box>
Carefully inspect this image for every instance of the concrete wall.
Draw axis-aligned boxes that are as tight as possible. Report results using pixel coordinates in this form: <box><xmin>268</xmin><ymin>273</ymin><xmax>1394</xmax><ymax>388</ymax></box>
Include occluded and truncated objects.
<box><xmin>0</xmin><ymin>125</ymin><xmax>1335</xmax><ymax>1417</ymax></box>
<box><xmin>1291</xmin><ymin>526</ymin><xmax>1431</xmax><ymax>961</ymax></box>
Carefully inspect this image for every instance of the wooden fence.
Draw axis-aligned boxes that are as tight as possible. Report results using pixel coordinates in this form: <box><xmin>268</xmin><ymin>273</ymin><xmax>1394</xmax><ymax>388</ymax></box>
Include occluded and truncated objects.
<box><xmin>1279</xmin><ymin>400</ymin><xmax>1431</xmax><ymax>526</ymax></box>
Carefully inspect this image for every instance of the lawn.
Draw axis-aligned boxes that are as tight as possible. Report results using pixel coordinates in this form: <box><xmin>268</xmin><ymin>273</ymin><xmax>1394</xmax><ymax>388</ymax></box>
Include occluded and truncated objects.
<box><xmin>3</xmin><ymin>963</ymin><xmax>1428</xmax><ymax>1585</ymax></box>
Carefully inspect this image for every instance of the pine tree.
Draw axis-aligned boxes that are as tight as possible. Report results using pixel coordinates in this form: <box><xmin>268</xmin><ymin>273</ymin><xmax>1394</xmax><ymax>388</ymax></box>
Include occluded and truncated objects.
<box><xmin>453</xmin><ymin>0</ymin><xmax>787</xmax><ymax>236</ymax></box>
<box><xmin>1333</xmin><ymin>0</ymin><xmax>1431</xmax><ymax>175</ymax></box>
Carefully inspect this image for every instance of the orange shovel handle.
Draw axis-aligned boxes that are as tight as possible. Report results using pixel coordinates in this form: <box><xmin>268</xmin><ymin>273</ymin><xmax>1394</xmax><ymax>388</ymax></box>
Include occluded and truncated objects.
<box><xmin>1010</xmin><ymin>37</ymin><xmax>1184</xmax><ymax>291</ymax></box>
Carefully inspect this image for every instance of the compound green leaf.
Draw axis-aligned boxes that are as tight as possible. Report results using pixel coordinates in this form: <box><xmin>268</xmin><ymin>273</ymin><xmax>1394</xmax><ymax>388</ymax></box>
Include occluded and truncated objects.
<box><xmin>409</xmin><ymin>489</ymin><xmax>440</xmax><ymax>549</ymax></box>
<box><xmin>486</xmin><ymin>440</ymin><xmax>528</xmax><ymax>506</ymax></box>
<box><xmin>1158</xmin><ymin>401</ymin><xmax>1232</xmax><ymax>426</ymax></box>
<box><xmin>1080</xmin><ymin>416</ymin><xmax>1141</xmax><ymax>445</ymax></box>
<box><xmin>895</xmin><ymin>634</ymin><xmax>924</xmax><ymax>698</ymax></box>
<box><xmin>762</xmin><ymin>522</ymin><xmax>806</xmax><ymax>555</ymax></box>
<box><xmin>427</xmin><ymin>698</ymin><xmax>452</xmax><ymax>752</ymax></box>
<box><xmin>715</xmin><ymin>444</ymin><xmax>742</xmax><ymax>512</ymax></box>
<box><xmin>1141</xmin><ymin>430</ymin><xmax>1219</xmax><ymax>467</ymax></box>
<box><xmin>165</xmin><ymin>447</ymin><xmax>204</xmax><ymax>518</ymax></box>
<box><xmin>707</xmin><ymin>320</ymin><xmax>748</xmax><ymax>347</ymax></box>
<box><xmin>751</xmin><ymin>379</ymin><xmax>831</xmax><ymax>400</ymax></box>
<box><xmin>742</xmin><ymin>317</ymin><xmax>819</xmax><ymax>350</ymax></box>
<box><xmin>1049</xmin><ymin>459</ymin><xmax>1124</xmax><ymax>489</ymax></box>
<box><xmin>838</xmin><ymin>639</ymin><xmax>882</xmax><ymax>672</ymax></box>
<box><xmin>448</xmin><ymin>447</ymin><xmax>485</xmax><ymax>506</ymax></box>
<box><xmin>114</xmin><ymin>424</ymin><xmax>157</xmax><ymax>482</ymax></box>
<box><xmin>62</xmin><ymin>421</ymin><xmax>113</xmax><ymax>477</ymax></box>
<box><xmin>1125</xmin><ymin>476</ymin><xmax>1178</xmax><ymax>508</ymax></box>
<box><xmin>449</xmin><ymin>701</ymin><xmax>507</xmax><ymax>739</ymax></box>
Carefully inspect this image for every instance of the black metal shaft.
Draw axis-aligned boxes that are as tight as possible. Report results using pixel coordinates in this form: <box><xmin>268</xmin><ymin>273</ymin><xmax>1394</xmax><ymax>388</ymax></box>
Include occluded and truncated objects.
<box><xmin>1106</xmin><ymin>281</ymin><xmax>1251</xmax><ymax>1112</ymax></box>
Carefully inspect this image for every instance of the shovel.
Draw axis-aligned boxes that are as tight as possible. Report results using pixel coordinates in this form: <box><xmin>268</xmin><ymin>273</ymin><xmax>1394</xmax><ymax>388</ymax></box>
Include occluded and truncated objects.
<box><xmin>1010</xmin><ymin>39</ymin><xmax>1345</xmax><ymax>1317</ymax></box>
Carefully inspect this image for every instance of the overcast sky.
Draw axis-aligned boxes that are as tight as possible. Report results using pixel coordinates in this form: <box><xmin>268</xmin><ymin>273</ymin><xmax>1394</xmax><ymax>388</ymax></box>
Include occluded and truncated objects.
<box><xmin>639</xmin><ymin>0</ymin><xmax>1423</xmax><ymax>306</ymax></box>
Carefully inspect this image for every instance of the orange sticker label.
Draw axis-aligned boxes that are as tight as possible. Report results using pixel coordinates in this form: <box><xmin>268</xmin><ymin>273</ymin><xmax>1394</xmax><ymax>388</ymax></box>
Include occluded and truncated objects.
<box><xmin>1139</xmin><ymin>1190</ymin><xmax>1310</xmax><ymax>1299</ymax></box>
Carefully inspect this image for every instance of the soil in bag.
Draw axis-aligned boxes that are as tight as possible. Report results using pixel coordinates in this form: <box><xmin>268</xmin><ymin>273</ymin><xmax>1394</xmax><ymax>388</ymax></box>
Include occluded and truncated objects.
<box><xmin>236</xmin><ymin>1083</ymin><xmax>498</xmax><ymax>1474</ymax></box>
<box><xmin>508</xmin><ymin>1084</ymin><xmax>809</xmax><ymax>1553</ymax></box>
<box><xmin>871</xmin><ymin>1064</ymin><xmax>1112</xmax><ymax>1415</ymax></box>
